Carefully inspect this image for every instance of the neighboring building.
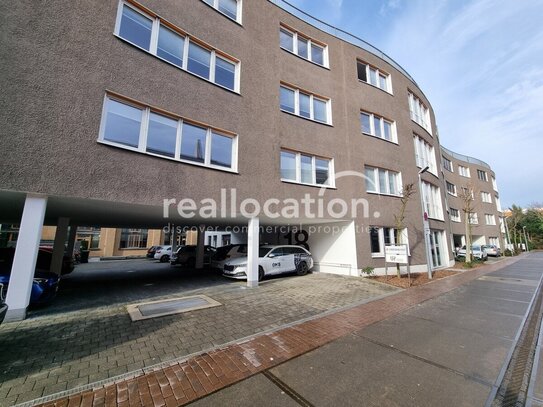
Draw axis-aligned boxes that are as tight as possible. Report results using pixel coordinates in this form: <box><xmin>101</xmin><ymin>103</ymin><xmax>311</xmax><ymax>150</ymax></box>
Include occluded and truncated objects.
<box><xmin>0</xmin><ymin>0</ymin><xmax>503</xmax><ymax>320</ymax></box>
<box><xmin>441</xmin><ymin>147</ymin><xmax>504</xmax><ymax>251</ymax></box>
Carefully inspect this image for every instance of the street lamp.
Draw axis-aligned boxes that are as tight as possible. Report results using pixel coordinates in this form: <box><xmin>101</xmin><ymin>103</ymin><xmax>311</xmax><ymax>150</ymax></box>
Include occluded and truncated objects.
<box><xmin>418</xmin><ymin>166</ymin><xmax>433</xmax><ymax>279</ymax></box>
<box><xmin>523</xmin><ymin>226</ymin><xmax>530</xmax><ymax>252</ymax></box>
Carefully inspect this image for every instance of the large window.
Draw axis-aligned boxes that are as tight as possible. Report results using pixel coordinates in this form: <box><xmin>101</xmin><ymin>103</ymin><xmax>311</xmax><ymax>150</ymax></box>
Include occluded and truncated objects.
<box><xmin>202</xmin><ymin>0</ymin><xmax>242</xmax><ymax>23</ymax></box>
<box><xmin>442</xmin><ymin>156</ymin><xmax>453</xmax><ymax>172</ymax></box>
<box><xmin>116</xmin><ymin>2</ymin><xmax>240</xmax><ymax>92</ymax></box>
<box><xmin>468</xmin><ymin>212</ymin><xmax>479</xmax><ymax>225</ymax></box>
<box><xmin>119</xmin><ymin>229</ymin><xmax>148</xmax><ymax>249</ymax></box>
<box><xmin>450</xmin><ymin>208</ymin><xmax>461</xmax><ymax>222</ymax></box>
<box><xmin>485</xmin><ymin>214</ymin><xmax>496</xmax><ymax>225</ymax></box>
<box><xmin>357</xmin><ymin>60</ymin><xmax>391</xmax><ymax>93</ymax></box>
<box><xmin>280</xmin><ymin>84</ymin><xmax>331</xmax><ymax>124</ymax></box>
<box><xmin>280</xmin><ymin>149</ymin><xmax>334</xmax><ymax>187</ymax></box>
<box><xmin>360</xmin><ymin>111</ymin><xmax>397</xmax><ymax>143</ymax></box>
<box><xmin>100</xmin><ymin>95</ymin><xmax>237</xmax><ymax>172</ymax></box>
<box><xmin>408</xmin><ymin>91</ymin><xmax>432</xmax><ymax>135</ymax></box>
<box><xmin>458</xmin><ymin>165</ymin><xmax>471</xmax><ymax>178</ymax></box>
<box><xmin>481</xmin><ymin>191</ymin><xmax>492</xmax><ymax>203</ymax></box>
<box><xmin>492</xmin><ymin>176</ymin><xmax>498</xmax><ymax>191</ymax></box>
<box><xmin>477</xmin><ymin>169</ymin><xmax>488</xmax><ymax>181</ymax></box>
<box><xmin>365</xmin><ymin>166</ymin><xmax>402</xmax><ymax>196</ymax></box>
<box><xmin>369</xmin><ymin>227</ymin><xmax>408</xmax><ymax>257</ymax></box>
<box><xmin>279</xmin><ymin>25</ymin><xmax>328</xmax><ymax>67</ymax></box>
<box><xmin>413</xmin><ymin>134</ymin><xmax>437</xmax><ymax>174</ymax></box>
<box><xmin>421</xmin><ymin>181</ymin><xmax>444</xmax><ymax>220</ymax></box>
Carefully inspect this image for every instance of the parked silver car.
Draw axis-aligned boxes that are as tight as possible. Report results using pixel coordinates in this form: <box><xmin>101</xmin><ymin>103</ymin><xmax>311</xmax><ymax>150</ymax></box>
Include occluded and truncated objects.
<box><xmin>482</xmin><ymin>245</ymin><xmax>501</xmax><ymax>257</ymax></box>
<box><xmin>457</xmin><ymin>245</ymin><xmax>488</xmax><ymax>261</ymax></box>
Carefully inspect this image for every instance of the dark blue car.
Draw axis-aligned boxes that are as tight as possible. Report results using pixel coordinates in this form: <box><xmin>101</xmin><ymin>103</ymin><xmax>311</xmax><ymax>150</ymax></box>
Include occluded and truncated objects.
<box><xmin>0</xmin><ymin>271</ymin><xmax>60</xmax><ymax>306</ymax></box>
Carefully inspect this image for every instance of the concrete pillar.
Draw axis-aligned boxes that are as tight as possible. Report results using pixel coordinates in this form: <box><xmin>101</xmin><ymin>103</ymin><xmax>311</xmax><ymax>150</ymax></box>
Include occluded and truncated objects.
<box><xmin>5</xmin><ymin>194</ymin><xmax>48</xmax><ymax>321</ymax></box>
<box><xmin>247</xmin><ymin>217</ymin><xmax>260</xmax><ymax>288</ymax></box>
<box><xmin>66</xmin><ymin>225</ymin><xmax>78</xmax><ymax>258</ymax></box>
<box><xmin>171</xmin><ymin>225</ymin><xmax>177</xmax><ymax>254</ymax></box>
<box><xmin>50</xmin><ymin>217</ymin><xmax>70</xmax><ymax>275</ymax></box>
<box><xmin>195</xmin><ymin>225</ymin><xmax>205</xmax><ymax>269</ymax></box>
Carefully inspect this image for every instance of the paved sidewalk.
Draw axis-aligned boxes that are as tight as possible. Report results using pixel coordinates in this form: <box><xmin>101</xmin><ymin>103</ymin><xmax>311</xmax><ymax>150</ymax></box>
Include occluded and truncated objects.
<box><xmin>28</xmin><ymin>254</ymin><xmax>538</xmax><ymax>407</ymax></box>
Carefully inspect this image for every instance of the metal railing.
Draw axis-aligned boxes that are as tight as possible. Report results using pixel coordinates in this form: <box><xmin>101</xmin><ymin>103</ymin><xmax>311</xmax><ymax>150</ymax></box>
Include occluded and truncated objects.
<box><xmin>267</xmin><ymin>0</ymin><xmax>418</xmax><ymax>85</ymax></box>
<box><xmin>441</xmin><ymin>146</ymin><xmax>491</xmax><ymax>169</ymax></box>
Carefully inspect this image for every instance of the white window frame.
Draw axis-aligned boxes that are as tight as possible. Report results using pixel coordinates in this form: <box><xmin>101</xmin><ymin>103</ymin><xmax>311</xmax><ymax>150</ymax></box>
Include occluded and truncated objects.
<box><xmin>495</xmin><ymin>196</ymin><xmax>502</xmax><ymax>212</ymax></box>
<box><xmin>421</xmin><ymin>181</ymin><xmax>444</xmax><ymax>220</ymax></box>
<box><xmin>489</xmin><ymin>237</ymin><xmax>500</xmax><ymax>248</ymax></box>
<box><xmin>98</xmin><ymin>94</ymin><xmax>238</xmax><ymax>173</ymax></box>
<box><xmin>413</xmin><ymin>134</ymin><xmax>437</xmax><ymax>175</ymax></box>
<box><xmin>481</xmin><ymin>191</ymin><xmax>492</xmax><ymax>203</ymax></box>
<box><xmin>279</xmin><ymin>25</ymin><xmax>329</xmax><ymax>68</ymax></box>
<box><xmin>114</xmin><ymin>1</ymin><xmax>241</xmax><ymax>93</ymax></box>
<box><xmin>201</xmin><ymin>0</ymin><xmax>243</xmax><ymax>24</ymax></box>
<box><xmin>357</xmin><ymin>60</ymin><xmax>392</xmax><ymax>94</ymax></box>
<box><xmin>450</xmin><ymin>208</ymin><xmax>461</xmax><ymax>223</ymax></box>
<box><xmin>468</xmin><ymin>212</ymin><xmax>479</xmax><ymax>225</ymax></box>
<box><xmin>280</xmin><ymin>149</ymin><xmax>335</xmax><ymax>188</ymax></box>
<box><xmin>365</xmin><ymin>166</ymin><xmax>403</xmax><ymax>197</ymax></box>
<box><xmin>280</xmin><ymin>84</ymin><xmax>332</xmax><ymax>125</ymax></box>
<box><xmin>492</xmin><ymin>176</ymin><xmax>498</xmax><ymax>191</ymax></box>
<box><xmin>360</xmin><ymin>111</ymin><xmax>397</xmax><ymax>144</ymax></box>
<box><xmin>458</xmin><ymin>165</ymin><xmax>471</xmax><ymax>178</ymax></box>
<box><xmin>408</xmin><ymin>91</ymin><xmax>432</xmax><ymax>135</ymax></box>
<box><xmin>485</xmin><ymin>214</ymin><xmax>496</xmax><ymax>226</ymax></box>
<box><xmin>369</xmin><ymin>227</ymin><xmax>409</xmax><ymax>258</ymax></box>
<box><xmin>446</xmin><ymin>181</ymin><xmax>457</xmax><ymax>196</ymax></box>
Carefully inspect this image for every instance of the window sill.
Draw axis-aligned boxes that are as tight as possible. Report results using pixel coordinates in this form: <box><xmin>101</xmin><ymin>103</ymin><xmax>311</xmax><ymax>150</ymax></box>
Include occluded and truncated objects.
<box><xmin>357</xmin><ymin>80</ymin><xmax>393</xmax><ymax>96</ymax></box>
<box><xmin>200</xmin><ymin>1</ymin><xmax>243</xmax><ymax>26</ymax></box>
<box><xmin>362</xmin><ymin>132</ymin><xmax>399</xmax><ymax>145</ymax></box>
<box><xmin>97</xmin><ymin>140</ymin><xmax>239</xmax><ymax>174</ymax></box>
<box><xmin>366</xmin><ymin>191</ymin><xmax>403</xmax><ymax>198</ymax></box>
<box><xmin>280</xmin><ymin>47</ymin><xmax>330</xmax><ymax>70</ymax></box>
<box><xmin>447</xmin><ymin>192</ymin><xmax>457</xmax><ymax>197</ymax></box>
<box><xmin>410</xmin><ymin>119</ymin><xmax>433</xmax><ymax>137</ymax></box>
<box><xmin>280</xmin><ymin>109</ymin><xmax>333</xmax><ymax>127</ymax></box>
<box><xmin>281</xmin><ymin>179</ymin><xmax>336</xmax><ymax>189</ymax></box>
<box><xmin>115</xmin><ymin>35</ymin><xmax>241</xmax><ymax>96</ymax></box>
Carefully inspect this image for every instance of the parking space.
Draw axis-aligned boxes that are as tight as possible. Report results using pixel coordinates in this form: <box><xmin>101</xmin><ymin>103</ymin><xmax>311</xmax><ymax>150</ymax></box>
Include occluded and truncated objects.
<box><xmin>0</xmin><ymin>261</ymin><xmax>398</xmax><ymax>406</ymax></box>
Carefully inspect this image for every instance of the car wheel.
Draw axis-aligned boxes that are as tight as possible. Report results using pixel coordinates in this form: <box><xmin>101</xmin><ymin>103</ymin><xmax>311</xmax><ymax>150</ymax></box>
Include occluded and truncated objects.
<box><xmin>160</xmin><ymin>255</ymin><xmax>168</xmax><ymax>263</ymax></box>
<box><xmin>258</xmin><ymin>266</ymin><xmax>265</xmax><ymax>281</ymax></box>
<box><xmin>296</xmin><ymin>261</ymin><xmax>309</xmax><ymax>276</ymax></box>
<box><xmin>187</xmin><ymin>257</ymin><xmax>196</xmax><ymax>268</ymax></box>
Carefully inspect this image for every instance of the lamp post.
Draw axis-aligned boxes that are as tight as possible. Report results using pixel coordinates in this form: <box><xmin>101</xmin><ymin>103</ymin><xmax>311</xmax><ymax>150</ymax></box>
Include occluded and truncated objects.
<box><xmin>523</xmin><ymin>226</ymin><xmax>530</xmax><ymax>252</ymax></box>
<box><xmin>418</xmin><ymin>166</ymin><xmax>433</xmax><ymax>279</ymax></box>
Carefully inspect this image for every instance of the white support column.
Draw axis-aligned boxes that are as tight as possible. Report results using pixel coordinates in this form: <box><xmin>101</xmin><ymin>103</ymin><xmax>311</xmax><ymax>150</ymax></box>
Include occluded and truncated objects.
<box><xmin>5</xmin><ymin>194</ymin><xmax>48</xmax><ymax>321</ymax></box>
<box><xmin>195</xmin><ymin>225</ymin><xmax>205</xmax><ymax>269</ymax></box>
<box><xmin>171</xmin><ymin>225</ymin><xmax>177</xmax><ymax>254</ymax></box>
<box><xmin>50</xmin><ymin>217</ymin><xmax>70</xmax><ymax>275</ymax></box>
<box><xmin>246</xmin><ymin>217</ymin><xmax>260</xmax><ymax>288</ymax></box>
<box><xmin>66</xmin><ymin>225</ymin><xmax>78</xmax><ymax>258</ymax></box>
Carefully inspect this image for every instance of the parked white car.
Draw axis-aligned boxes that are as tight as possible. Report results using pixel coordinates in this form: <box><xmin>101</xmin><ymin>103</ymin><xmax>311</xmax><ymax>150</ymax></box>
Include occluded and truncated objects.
<box><xmin>223</xmin><ymin>245</ymin><xmax>313</xmax><ymax>281</ymax></box>
<box><xmin>154</xmin><ymin>246</ymin><xmax>172</xmax><ymax>262</ymax></box>
<box><xmin>457</xmin><ymin>245</ymin><xmax>488</xmax><ymax>261</ymax></box>
<box><xmin>211</xmin><ymin>244</ymin><xmax>247</xmax><ymax>270</ymax></box>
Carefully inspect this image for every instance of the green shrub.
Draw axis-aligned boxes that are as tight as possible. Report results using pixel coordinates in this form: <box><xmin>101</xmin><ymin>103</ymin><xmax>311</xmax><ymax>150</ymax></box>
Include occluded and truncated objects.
<box><xmin>360</xmin><ymin>266</ymin><xmax>375</xmax><ymax>276</ymax></box>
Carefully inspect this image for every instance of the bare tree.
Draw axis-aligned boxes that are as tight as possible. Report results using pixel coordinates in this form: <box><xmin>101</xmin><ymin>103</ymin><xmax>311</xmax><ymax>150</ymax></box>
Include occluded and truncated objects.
<box><xmin>393</xmin><ymin>183</ymin><xmax>415</xmax><ymax>278</ymax></box>
<box><xmin>459</xmin><ymin>184</ymin><xmax>476</xmax><ymax>263</ymax></box>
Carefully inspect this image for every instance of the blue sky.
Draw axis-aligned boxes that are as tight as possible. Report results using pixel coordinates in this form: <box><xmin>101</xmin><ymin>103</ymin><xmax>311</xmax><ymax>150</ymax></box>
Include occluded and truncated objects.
<box><xmin>287</xmin><ymin>0</ymin><xmax>543</xmax><ymax>208</ymax></box>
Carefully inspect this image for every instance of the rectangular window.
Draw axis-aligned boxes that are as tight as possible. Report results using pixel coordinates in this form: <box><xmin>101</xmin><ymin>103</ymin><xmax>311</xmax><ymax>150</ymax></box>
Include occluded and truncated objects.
<box><xmin>116</xmin><ymin>2</ymin><xmax>240</xmax><ymax>92</ymax></box>
<box><xmin>477</xmin><ymin>169</ymin><xmax>488</xmax><ymax>181</ymax></box>
<box><xmin>357</xmin><ymin>60</ymin><xmax>391</xmax><ymax>93</ymax></box>
<box><xmin>360</xmin><ymin>111</ymin><xmax>397</xmax><ymax>143</ymax></box>
<box><xmin>468</xmin><ymin>212</ymin><xmax>479</xmax><ymax>225</ymax></box>
<box><xmin>408</xmin><ymin>91</ymin><xmax>432</xmax><ymax>135</ymax></box>
<box><xmin>481</xmin><ymin>192</ymin><xmax>492</xmax><ymax>203</ymax></box>
<box><xmin>492</xmin><ymin>176</ymin><xmax>498</xmax><ymax>191</ymax></box>
<box><xmin>369</xmin><ymin>227</ymin><xmax>408</xmax><ymax>257</ymax></box>
<box><xmin>458</xmin><ymin>165</ymin><xmax>471</xmax><ymax>178</ymax></box>
<box><xmin>489</xmin><ymin>237</ymin><xmax>500</xmax><ymax>247</ymax></box>
<box><xmin>157</xmin><ymin>25</ymin><xmax>184</xmax><ymax>67</ymax></box>
<box><xmin>421</xmin><ymin>181</ymin><xmax>444</xmax><ymax>220</ymax></box>
<box><xmin>413</xmin><ymin>134</ymin><xmax>437</xmax><ymax>174</ymax></box>
<box><xmin>100</xmin><ymin>94</ymin><xmax>237</xmax><ymax>171</ymax></box>
<box><xmin>280</xmin><ymin>149</ymin><xmax>334</xmax><ymax>187</ymax></box>
<box><xmin>365</xmin><ymin>166</ymin><xmax>402</xmax><ymax>196</ymax></box>
<box><xmin>279</xmin><ymin>25</ymin><xmax>329</xmax><ymax>67</ymax></box>
<box><xmin>485</xmin><ymin>214</ymin><xmax>496</xmax><ymax>225</ymax></box>
<box><xmin>119</xmin><ymin>229</ymin><xmax>148</xmax><ymax>249</ymax></box>
<box><xmin>442</xmin><ymin>156</ymin><xmax>453</xmax><ymax>172</ymax></box>
<box><xmin>450</xmin><ymin>208</ymin><xmax>461</xmax><ymax>222</ymax></box>
<box><xmin>446</xmin><ymin>181</ymin><xmax>457</xmax><ymax>196</ymax></box>
<box><xmin>202</xmin><ymin>0</ymin><xmax>241</xmax><ymax>23</ymax></box>
<box><xmin>280</xmin><ymin>84</ymin><xmax>331</xmax><ymax>124</ymax></box>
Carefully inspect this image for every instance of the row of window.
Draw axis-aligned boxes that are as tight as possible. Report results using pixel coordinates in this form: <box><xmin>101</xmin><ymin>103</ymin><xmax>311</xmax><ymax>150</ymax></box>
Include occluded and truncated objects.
<box><xmin>445</xmin><ymin>159</ymin><xmax>490</xmax><ymax>184</ymax></box>
<box><xmin>100</xmin><ymin>96</ymin><xmax>237</xmax><ymax>171</ymax></box>
<box><xmin>116</xmin><ymin>2</ymin><xmax>239</xmax><ymax>92</ymax></box>
<box><xmin>280</xmin><ymin>150</ymin><xmax>333</xmax><ymax>187</ymax></box>
<box><xmin>280</xmin><ymin>84</ymin><xmax>330</xmax><ymax>124</ymax></box>
<box><xmin>414</xmin><ymin>135</ymin><xmax>437</xmax><ymax>175</ymax></box>
<box><xmin>280</xmin><ymin>25</ymin><xmax>328</xmax><ymax>67</ymax></box>
<box><xmin>445</xmin><ymin>181</ymin><xmax>493</xmax><ymax>205</ymax></box>
<box><xmin>360</xmin><ymin>112</ymin><xmax>396</xmax><ymax>143</ymax></box>
<box><xmin>449</xmin><ymin>209</ymin><xmax>496</xmax><ymax>226</ymax></box>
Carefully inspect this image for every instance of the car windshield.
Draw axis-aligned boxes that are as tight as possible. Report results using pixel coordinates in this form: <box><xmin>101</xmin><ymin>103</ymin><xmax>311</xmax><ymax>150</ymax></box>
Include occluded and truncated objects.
<box><xmin>259</xmin><ymin>247</ymin><xmax>273</xmax><ymax>257</ymax></box>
